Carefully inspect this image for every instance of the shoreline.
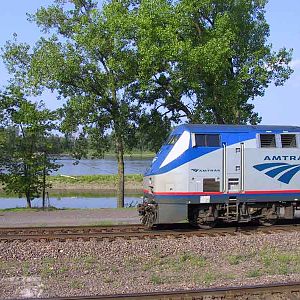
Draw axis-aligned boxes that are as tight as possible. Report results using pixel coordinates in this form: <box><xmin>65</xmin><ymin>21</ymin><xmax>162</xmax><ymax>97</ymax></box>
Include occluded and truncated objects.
<box><xmin>0</xmin><ymin>174</ymin><xmax>144</xmax><ymax>196</ymax></box>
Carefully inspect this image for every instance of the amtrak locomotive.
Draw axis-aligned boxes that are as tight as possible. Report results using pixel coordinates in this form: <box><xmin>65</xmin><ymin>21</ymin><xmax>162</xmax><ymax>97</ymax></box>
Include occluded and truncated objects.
<box><xmin>138</xmin><ymin>124</ymin><xmax>300</xmax><ymax>228</ymax></box>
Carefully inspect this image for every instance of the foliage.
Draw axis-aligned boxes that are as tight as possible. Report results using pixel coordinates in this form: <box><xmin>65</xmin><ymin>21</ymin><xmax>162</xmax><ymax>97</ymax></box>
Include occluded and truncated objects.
<box><xmin>0</xmin><ymin>86</ymin><xmax>61</xmax><ymax>207</ymax></box>
<box><xmin>0</xmin><ymin>0</ymin><xmax>294</xmax><ymax>210</ymax></box>
<box><xmin>133</xmin><ymin>0</ymin><xmax>293</xmax><ymax>124</ymax></box>
<box><xmin>1</xmin><ymin>0</ymin><xmax>171</xmax><ymax>207</ymax></box>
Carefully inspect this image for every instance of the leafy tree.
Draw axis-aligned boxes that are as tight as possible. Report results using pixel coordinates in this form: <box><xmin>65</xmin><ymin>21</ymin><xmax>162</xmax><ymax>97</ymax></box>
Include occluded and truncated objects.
<box><xmin>133</xmin><ymin>0</ymin><xmax>293</xmax><ymax>124</ymax></box>
<box><xmin>0</xmin><ymin>86</ymin><xmax>60</xmax><ymax>208</ymax></box>
<box><xmin>136</xmin><ymin>111</ymin><xmax>171</xmax><ymax>153</ymax></box>
<box><xmin>2</xmin><ymin>0</ymin><xmax>146</xmax><ymax>208</ymax></box>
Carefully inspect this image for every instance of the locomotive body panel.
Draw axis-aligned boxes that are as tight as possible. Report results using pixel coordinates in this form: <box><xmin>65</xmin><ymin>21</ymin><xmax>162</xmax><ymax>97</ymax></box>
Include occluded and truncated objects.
<box><xmin>141</xmin><ymin>124</ymin><xmax>300</xmax><ymax>226</ymax></box>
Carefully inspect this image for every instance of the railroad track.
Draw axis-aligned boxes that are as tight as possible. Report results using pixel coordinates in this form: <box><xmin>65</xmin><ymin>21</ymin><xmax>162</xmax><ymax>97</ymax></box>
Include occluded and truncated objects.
<box><xmin>1</xmin><ymin>222</ymin><xmax>300</xmax><ymax>242</ymax></box>
<box><xmin>27</xmin><ymin>282</ymin><xmax>300</xmax><ymax>300</ymax></box>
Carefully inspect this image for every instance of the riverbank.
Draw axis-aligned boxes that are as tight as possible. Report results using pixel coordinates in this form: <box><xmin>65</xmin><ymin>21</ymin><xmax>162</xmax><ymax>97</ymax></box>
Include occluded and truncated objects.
<box><xmin>0</xmin><ymin>174</ymin><xmax>144</xmax><ymax>195</ymax></box>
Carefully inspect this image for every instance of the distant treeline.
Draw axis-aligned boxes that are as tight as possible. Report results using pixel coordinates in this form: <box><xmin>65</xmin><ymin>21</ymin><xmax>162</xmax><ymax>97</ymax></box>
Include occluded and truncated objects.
<box><xmin>0</xmin><ymin>127</ymin><xmax>161</xmax><ymax>158</ymax></box>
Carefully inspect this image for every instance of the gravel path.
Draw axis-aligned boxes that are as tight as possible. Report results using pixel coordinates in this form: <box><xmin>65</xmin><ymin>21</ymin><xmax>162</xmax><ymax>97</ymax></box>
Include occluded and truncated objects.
<box><xmin>1</xmin><ymin>231</ymin><xmax>300</xmax><ymax>299</ymax></box>
<box><xmin>0</xmin><ymin>209</ymin><xmax>140</xmax><ymax>227</ymax></box>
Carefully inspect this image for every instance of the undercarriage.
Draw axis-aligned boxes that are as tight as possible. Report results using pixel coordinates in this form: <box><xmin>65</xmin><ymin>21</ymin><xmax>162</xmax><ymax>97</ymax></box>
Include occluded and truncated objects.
<box><xmin>188</xmin><ymin>201</ymin><xmax>300</xmax><ymax>229</ymax></box>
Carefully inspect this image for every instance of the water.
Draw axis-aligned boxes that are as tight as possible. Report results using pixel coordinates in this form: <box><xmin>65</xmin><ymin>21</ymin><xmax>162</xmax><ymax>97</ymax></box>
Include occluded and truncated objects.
<box><xmin>53</xmin><ymin>157</ymin><xmax>152</xmax><ymax>175</ymax></box>
<box><xmin>0</xmin><ymin>195</ymin><xmax>142</xmax><ymax>209</ymax></box>
<box><xmin>0</xmin><ymin>158</ymin><xmax>150</xmax><ymax>209</ymax></box>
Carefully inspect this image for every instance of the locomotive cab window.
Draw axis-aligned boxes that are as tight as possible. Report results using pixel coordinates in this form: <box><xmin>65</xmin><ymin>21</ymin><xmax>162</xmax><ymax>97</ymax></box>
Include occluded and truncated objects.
<box><xmin>259</xmin><ymin>134</ymin><xmax>276</xmax><ymax>148</ymax></box>
<box><xmin>194</xmin><ymin>134</ymin><xmax>220</xmax><ymax>147</ymax></box>
<box><xmin>281</xmin><ymin>134</ymin><xmax>297</xmax><ymax>148</ymax></box>
<box><xmin>166</xmin><ymin>134</ymin><xmax>181</xmax><ymax>145</ymax></box>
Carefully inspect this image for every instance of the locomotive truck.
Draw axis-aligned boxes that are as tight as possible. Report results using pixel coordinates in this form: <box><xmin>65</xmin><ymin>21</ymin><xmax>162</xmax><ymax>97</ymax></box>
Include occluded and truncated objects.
<box><xmin>138</xmin><ymin>124</ymin><xmax>300</xmax><ymax>228</ymax></box>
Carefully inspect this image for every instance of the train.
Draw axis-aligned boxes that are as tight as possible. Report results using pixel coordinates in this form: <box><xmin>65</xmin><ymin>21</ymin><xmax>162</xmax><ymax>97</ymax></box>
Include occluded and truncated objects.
<box><xmin>138</xmin><ymin>124</ymin><xmax>300</xmax><ymax>228</ymax></box>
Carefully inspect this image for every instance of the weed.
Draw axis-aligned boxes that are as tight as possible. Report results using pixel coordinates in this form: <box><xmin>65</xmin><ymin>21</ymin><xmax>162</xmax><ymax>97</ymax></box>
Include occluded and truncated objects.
<box><xmin>83</xmin><ymin>256</ymin><xmax>97</xmax><ymax>267</ymax></box>
<box><xmin>150</xmin><ymin>274</ymin><xmax>164</xmax><ymax>285</ymax></box>
<box><xmin>227</xmin><ymin>254</ymin><xmax>245</xmax><ymax>265</ymax></box>
<box><xmin>22</xmin><ymin>262</ymin><xmax>30</xmax><ymax>276</ymax></box>
<box><xmin>259</xmin><ymin>248</ymin><xmax>300</xmax><ymax>276</ymax></box>
<box><xmin>247</xmin><ymin>268</ymin><xmax>261</xmax><ymax>278</ymax></box>
<box><xmin>222</xmin><ymin>273</ymin><xmax>236</xmax><ymax>280</ymax></box>
<box><xmin>103</xmin><ymin>276</ymin><xmax>114</xmax><ymax>284</ymax></box>
<box><xmin>178</xmin><ymin>252</ymin><xmax>206</xmax><ymax>268</ymax></box>
<box><xmin>203</xmin><ymin>272</ymin><xmax>216</xmax><ymax>284</ymax></box>
<box><xmin>111</xmin><ymin>266</ymin><xmax>119</xmax><ymax>273</ymax></box>
<box><xmin>57</xmin><ymin>266</ymin><xmax>68</xmax><ymax>274</ymax></box>
<box><xmin>125</xmin><ymin>257</ymin><xmax>139</xmax><ymax>267</ymax></box>
<box><xmin>41</xmin><ymin>257</ymin><xmax>55</xmax><ymax>278</ymax></box>
<box><xmin>70</xmin><ymin>280</ymin><xmax>84</xmax><ymax>289</ymax></box>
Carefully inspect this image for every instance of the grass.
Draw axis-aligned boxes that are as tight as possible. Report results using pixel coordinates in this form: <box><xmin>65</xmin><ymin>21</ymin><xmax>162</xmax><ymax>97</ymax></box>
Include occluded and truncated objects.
<box><xmin>48</xmin><ymin>174</ymin><xmax>143</xmax><ymax>184</ymax></box>
<box><xmin>179</xmin><ymin>252</ymin><xmax>206</xmax><ymax>268</ymax></box>
<box><xmin>70</xmin><ymin>279</ymin><xmax>84</xmax><ymax>289</ymax></box>
<box><xmin>203</xmin><ymin>272</ymin><xmax>216</xmax><ymax>284</ymax></box>
<box><xmin>227</xmin><ymin>253</ymin><xmax>255</xmax><ymax>265</ymax></box>
<box><xmin>259</xmin><ymin>248</ymin><xmax>300</xmax><ymax>276</ymax></box>
<box><xmin>142</xmin><ymin>252</ymin><xmax>206</xmax><ymax>273</ymax></box>
<box><xmin>247</xmin><ymin>268</ymin><xmax>261</xmax><ymax>278</ymax></box>
<box><xmin>149</xmin><ymin>274</ymin><xmax>165</xmax><ymax>285</ymax></box>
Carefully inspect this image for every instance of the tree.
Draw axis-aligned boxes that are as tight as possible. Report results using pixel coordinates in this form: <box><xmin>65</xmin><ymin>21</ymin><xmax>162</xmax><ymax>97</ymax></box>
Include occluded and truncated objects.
<box><xmin>0</xmin><ymin>86</ymin><xmax>60</xmax><ymax>208</ymax></box>
<box><xmin>2</xmin><ymin>0</ymin><xmax>147</xmax><ymax>208</ymax></box>
<box><xmin>133</xmin><ymin>0</ymin><xmax>293</xmax><ymax>124</ymax></box>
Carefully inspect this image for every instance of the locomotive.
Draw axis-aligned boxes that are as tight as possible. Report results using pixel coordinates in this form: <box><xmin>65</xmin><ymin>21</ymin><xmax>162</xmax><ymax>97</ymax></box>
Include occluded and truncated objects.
<box><xmin>138</xmin><ymin>124</ymin><xmax>300</xmax><ymax>228</ymax></box>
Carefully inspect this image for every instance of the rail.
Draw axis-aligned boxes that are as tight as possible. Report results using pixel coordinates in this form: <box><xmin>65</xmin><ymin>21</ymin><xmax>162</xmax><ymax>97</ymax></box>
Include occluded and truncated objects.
<box><xmin>26</xmin><ymin>282</ymin><xmax>300</xmax><ymax>300</ymax></box>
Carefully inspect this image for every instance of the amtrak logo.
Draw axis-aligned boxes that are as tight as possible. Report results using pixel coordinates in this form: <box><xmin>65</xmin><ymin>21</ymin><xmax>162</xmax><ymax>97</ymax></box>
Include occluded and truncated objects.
<box><xmin>253</xmin><ymin>163</ymin><xmax>300</xmax><ymax>184</ymax></box>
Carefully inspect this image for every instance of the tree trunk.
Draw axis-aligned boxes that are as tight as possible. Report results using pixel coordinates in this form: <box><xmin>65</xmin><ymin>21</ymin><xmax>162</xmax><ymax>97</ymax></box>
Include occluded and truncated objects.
<box><xmin>42</xmin><ymin>153</ymin><xmax>46</xmax><ymax>209</ymax></box>
<box><xmin>116</xmin><ymin>135</ymin><xmax>125</xmax><ymax>208</ymax></box>
<box><xmin>26</xmin><ymin>192</ymin><xmax>31</xmax><ymax>208</ymax></box>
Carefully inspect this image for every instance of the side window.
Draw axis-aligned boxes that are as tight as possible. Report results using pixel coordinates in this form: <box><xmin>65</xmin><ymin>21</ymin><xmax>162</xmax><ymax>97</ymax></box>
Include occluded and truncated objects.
<box><xmin>281</xmin><ymin>134</ymin><xmax>297</xmax><ymax>148</ymax></box>
<box><xmin>195</xmin><ymin>134</ymin><xmax>220</xmax><ymax>147</ymax></box>
<box><xmin>260</xmin><ymin>134</ymin><xmax>276</xmax><ymax>148</ymax></box>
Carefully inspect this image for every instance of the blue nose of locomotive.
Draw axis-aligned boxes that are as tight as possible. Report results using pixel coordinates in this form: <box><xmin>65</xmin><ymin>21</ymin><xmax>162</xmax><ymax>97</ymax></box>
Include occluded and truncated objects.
<box><xmin>145</xmin><ymin>144</ymin><xmax>174</xmax><ymax>176</ymax></box>
<box><xmin>145</xmin><ymin>126</ymin><xmax>191</xmax><ymax>176</ymax></box>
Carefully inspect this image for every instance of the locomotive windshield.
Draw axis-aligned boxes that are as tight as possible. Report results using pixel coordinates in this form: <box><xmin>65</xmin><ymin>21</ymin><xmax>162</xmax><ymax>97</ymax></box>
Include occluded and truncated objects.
<box><xmin>165</xmin><ymin>134</ymin><xmax>181</xmax><ymax>145</ymax></box>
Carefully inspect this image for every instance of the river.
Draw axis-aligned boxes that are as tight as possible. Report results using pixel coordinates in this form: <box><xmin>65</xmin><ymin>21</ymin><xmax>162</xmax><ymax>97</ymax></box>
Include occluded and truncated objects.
<box><xmin>0</xmin><ymin>158</ymin><xmax>151</xmax><ymax>209</ymax></box>
<box><xmin>52</xmin><ymin>157</ymin><xmax>152</xmax><ymax>175</ymax></box>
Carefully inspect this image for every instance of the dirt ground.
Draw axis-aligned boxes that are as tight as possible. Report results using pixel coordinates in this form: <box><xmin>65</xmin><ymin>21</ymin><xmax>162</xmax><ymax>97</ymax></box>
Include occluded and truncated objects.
<box><xmin>0</xmin><ymin>209</ymin><xmax>140</xmax><ymax>227</ymax></box>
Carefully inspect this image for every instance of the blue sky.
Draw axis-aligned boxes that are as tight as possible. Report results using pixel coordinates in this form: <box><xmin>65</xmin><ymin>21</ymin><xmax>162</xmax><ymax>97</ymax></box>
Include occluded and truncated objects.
<box><xmin>0</xmin><ymin>1</ymin><xmax>299</xmax><ymax>125</ymax></box>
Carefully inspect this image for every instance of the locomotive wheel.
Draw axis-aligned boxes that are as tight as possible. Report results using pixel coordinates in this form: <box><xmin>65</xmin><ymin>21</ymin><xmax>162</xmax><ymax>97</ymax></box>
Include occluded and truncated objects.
<box><xmin>197</xmin><ymin>221</ymin><xmax>217</xmax><ymax>230</ymax></box>
<box><xmin>258</xmin><ymin>207</ymin><xmax>278</xmax><ymax>226</ymax></box>
<box><xmin>141</xmin><ymin>205</ymin><xmax>157</xmax><ymax>228</ymax></box>
<box><xmin>258</xmin><ymin>218</ymin><xmax>277</xmax><ymax>226</ymax></box>
<box><xmin>141</xmin><ymin>210</ymin><xmax>157</xmax><ymax>228</ymax></box>
<box><xmin>195</xmin><ymin>207</ymin><xmax>217</xmax><ymax>229</ymax></box>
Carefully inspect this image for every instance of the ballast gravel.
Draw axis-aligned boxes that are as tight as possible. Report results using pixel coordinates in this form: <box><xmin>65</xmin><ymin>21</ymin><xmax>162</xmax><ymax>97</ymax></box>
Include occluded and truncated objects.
<box><xmin>1</xmin><ymin>231</ymin><xmax>300</xmax><ymax>299</ymax></box>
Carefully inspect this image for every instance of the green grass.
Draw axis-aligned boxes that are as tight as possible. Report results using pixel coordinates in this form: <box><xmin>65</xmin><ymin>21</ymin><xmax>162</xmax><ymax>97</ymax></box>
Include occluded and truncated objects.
<box><xmin>227</xmin><ymin>253</ymin><xmax>254</xmax><ymax>265</ymax></box>
<box><xmin>259</xmin><ymin>248</ymin><xmax>300</xmax><ymax>275</ymax></box>
<box><xmin>142</xmin><ymin>252</ymin><xmax>206</xmax><ymax>273</ymax></box>
<box><xmin>149</xmin><ymin>274</ymin><xmax>164</xmax><ymax>285</ymax></box>
<box><xmin>179</xmin><ymin>252</ymin><xmax>206</xmax><ymax>267</ymax></box>
<box><xmin>247</xmin><ymin>268</ymin><xmax>261</xmax><ymax>278</ymax></box>
<box><xmin>203</xmin><ymin>272</ymin><xmax>216</xmax><ymax>284</ymax></box>
<box><xmin>49</xmin><ymin>174</ymin><xmax>143</xmax><ymax>184</ymax></box>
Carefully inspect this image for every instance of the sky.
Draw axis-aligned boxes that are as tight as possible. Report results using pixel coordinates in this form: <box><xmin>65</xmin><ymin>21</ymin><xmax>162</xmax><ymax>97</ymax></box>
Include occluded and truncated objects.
<box><xmin>0</xmin><ymin>1</ymin><xmax>299</xmax><ymax>125</ymax></box>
